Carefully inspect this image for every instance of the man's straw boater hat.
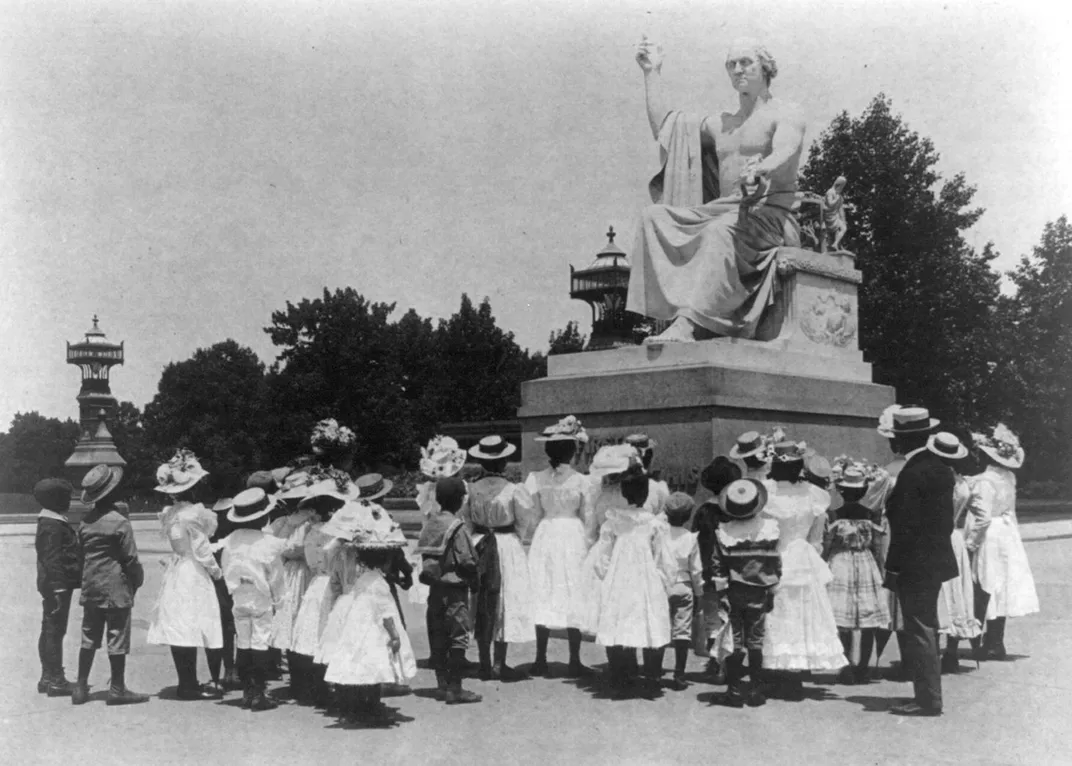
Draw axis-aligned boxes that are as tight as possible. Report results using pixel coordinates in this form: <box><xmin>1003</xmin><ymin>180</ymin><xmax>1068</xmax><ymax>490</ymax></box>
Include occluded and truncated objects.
<box><xmin>928</xmin><ymin>432</ymin><xmax>968</xmax><ymax>461</ymax></box>
<box><xmin>718</xmin><ymin>479</ymin><xmax>769</xmax><ymax>521</ymax></box>
<box><xmin>420</xmin><ymin>435</ymin><xmax>468</xmax><ymax>479</ymax></box>
<box><xmin>889</xmin><ymin>406</ymin><xmax>940</xmax><ymax>435</ymax></box>
<box><xmin>972</xmin><ymin>424</ymin><xmax>1024</xmax><ymax>470</ymax></box>
<box><xmin>729</xmin><ymin>431</ymin><xmax>767</xmax><ymax>460</ymax></box>
<box><xmin>81</xmin><ymin>465</ymin><xmax>124</xmax><ymax>505</ymax></box>
<box><xmin>468</xmin><ymin>435</ymin><xmax>517</xmax><ymax>461</ymax></box>
<box><xmin>534</xmin><ymin>415</ymin><xmax>589</xmax><ymax>443</ymax></box>
<box><xmin>355</xmin><ymin>473</ymin><xmax>393</xmax><ymax>502</ymax></box>
<box><xmin>154</xmin><ymin>450</ymin><xmax>208</xmax><ymax>495</ymax></box>
<box><xmin>227</xmin><ymin>487</ymin><xmax>277</xmax><ymax>524</ymax></box>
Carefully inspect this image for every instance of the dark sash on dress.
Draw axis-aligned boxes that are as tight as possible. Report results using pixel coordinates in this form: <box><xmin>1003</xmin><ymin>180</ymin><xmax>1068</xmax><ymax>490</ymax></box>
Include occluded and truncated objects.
<box><xmin>473</xmin><ymin>525</ymin><xmax>507</xmax><ymax>646</ymax></box>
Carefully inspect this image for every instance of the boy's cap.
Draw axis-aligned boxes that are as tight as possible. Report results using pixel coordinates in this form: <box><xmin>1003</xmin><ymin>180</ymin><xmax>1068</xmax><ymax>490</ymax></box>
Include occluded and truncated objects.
<box><xmin>34</xmin><ymin>478</ymin><xmax>73</xmax><ymax>511</ymax></box>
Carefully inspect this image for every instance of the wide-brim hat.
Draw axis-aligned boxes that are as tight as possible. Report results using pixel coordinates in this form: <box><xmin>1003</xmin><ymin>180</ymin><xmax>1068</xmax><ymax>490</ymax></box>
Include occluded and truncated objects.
<box><xmin>534</xmin><ymin>415</ymin><xmax>589</xmax><ymax>443</ymax></box>
<box><xmin>420</xmin><ymin>435</ymin><xmax>468</xmax><ymax>479</ymax></box>
<box><xmin>928</xmin><ymin>432</ymin><xmax>968</xmax><ymax>461</ymax></box>
<box><xmin>718</xmin><ymin>479</ymin><xmax>768</xmax><ymax>521</ymax></box>
<box><xmin>835</xmin><ymin>467</ymin><xmax>868</xmax><ymax>490</ymax></box>
<box><xmin>297</xmin><ymin>478</ymin><xmax>359</xmax><ymax>508</ymax></box>
<box><xmin>974</xmin><ymin>424</ymin><xmax>1024</xmax><ymax>469</ymax></box>
<box><xmin>469</xmin><ymin>435</ymin><xmax>517</xmax><ymax>461</ymax></box>
<box><xmin>227</xmin><ymin>487</ymin><xmax>277</xmax><ymax>524</ymax></box>
<box><xmin>890</xmin><ymin>406</ymin><xmax>940</xmax><ymax>435</ymax></box>
<box><xmin>81</xmin><ymin>465</ymin><xmax>124</xmax><ymax>505</ymax></box>
<box><xmin>212</xmin><ymin>497</ymin><xmax>234</xmax><ymax>513</ymax></box>
<box><xmin>588</xmin><ymin>444</ymin><xmax>641</xmax><ymax>479</ymax></box>
<box><xmin>355</xmin><ymin>473</ymin><xmax>394</xmax><ymax>501</ymax></box>
<box><xmin>35</xmin><ymin>478</ymin><xmax>73</xmax><ymax>511</ymax></box>
<box><xmin>624</xmin><ymin>433</ymin><xmax>656</xmax><ymax>453</ymax></box>
<box><xmin>154</xmin><ymin>450</ymin><xmax>209</xmax><ymax>494</ymax></box>
<box><xmin>771</xmin><ymin>441</ymin><xmax>806</xmax><ymax>463</ymax></box>
<box><xmin>804</xmin><ymin>454</ymin><xmax>832</xmax><ymax>482</ymax></box>
<box><xmin>729</xmin><ymin>431</ymin><xmax>767</xmax><ymax>460</ymax></box>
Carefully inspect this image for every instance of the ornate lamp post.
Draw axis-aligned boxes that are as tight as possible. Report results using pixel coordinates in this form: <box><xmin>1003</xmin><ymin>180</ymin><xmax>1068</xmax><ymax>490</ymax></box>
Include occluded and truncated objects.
<box><xmin>569</xmin><ymin>226</ymin><xmax>636</xmax><ymax>349</ymax></box>
<box><xmin>64</xmin><ymin>316</ymin><xmax>126</xmax><ymax>488</ymax></box>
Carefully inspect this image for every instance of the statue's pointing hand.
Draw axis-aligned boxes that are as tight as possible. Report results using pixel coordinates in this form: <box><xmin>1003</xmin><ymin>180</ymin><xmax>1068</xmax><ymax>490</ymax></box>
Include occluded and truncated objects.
<box><xmin>636</xmin><ymin>35</ymin><xmax>663</xmax><ymax>74</ymax></box>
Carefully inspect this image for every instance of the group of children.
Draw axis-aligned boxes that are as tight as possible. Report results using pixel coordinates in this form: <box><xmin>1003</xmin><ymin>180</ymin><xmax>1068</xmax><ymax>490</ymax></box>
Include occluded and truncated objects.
<box><xmin>33</xmin><ymin>408</ymin><xmax>1040</xmax><ymax>718</ymax></box>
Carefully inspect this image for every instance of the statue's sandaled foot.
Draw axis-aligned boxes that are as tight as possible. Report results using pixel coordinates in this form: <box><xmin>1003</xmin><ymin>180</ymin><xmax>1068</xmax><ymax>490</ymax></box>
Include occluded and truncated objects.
<box><xmin>644</xmin><ymin>317</ymin><xmax>698</xmax><ymax>344</ymax></box>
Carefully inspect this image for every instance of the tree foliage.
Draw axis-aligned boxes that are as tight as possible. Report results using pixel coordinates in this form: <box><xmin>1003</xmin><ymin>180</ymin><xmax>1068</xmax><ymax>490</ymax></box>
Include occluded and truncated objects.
<box><xmin>143</xmin><ymin>340</ymin><xmax>269</xmax><ymax>496</ymax></box>
<box><xmin>801</xmin><ymin>95</ymin><xmax>1001</xmax><ymax>426</ymax></box>
<box><xmin>998</xmin><ymin>217</ymin><xmax>1072</xmax><ymax>479</ymax></box>
<box><xmin>0</xmin><ymin>412</ymin><xmax>80</xmax><ymax>493</ymax></box>
<box><xmin>548</xmin><ymin>320</ymin><xmax>587</xmax><ymax>355</ymax></box>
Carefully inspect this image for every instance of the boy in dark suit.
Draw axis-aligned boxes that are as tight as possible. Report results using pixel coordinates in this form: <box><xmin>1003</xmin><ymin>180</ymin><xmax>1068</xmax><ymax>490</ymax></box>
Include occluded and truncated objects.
<box><xmin>884</xmin><ymin>407</ymin><xmax>956</xmax><ymax>717</ymax></box>
<box><xmin>34</xmin><ymin>478</ymin><xmax>81</xmax><ymax>696</ymax></box>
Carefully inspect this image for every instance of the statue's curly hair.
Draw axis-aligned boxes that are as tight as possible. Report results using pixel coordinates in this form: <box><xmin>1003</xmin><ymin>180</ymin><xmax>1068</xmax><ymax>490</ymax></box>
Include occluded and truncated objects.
<box><xmin>728</xmin><ymin>38</ymin><xmax>778</xmax><ymax>85</ymax></box>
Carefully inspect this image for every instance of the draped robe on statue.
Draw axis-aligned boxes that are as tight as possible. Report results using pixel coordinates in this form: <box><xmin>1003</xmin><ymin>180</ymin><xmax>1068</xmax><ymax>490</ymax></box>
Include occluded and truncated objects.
<box><xmin>627</xmin><ymin>111</ymin><xmax>801</xmax><ymax>338</ymax></box>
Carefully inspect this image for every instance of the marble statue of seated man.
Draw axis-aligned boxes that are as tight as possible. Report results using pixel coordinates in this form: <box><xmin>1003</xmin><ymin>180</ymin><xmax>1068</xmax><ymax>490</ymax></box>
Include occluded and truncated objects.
<box><xmin>628</xmin><ymin>36</ymin><xmax>806</xmax><ymax>343</ymax></box>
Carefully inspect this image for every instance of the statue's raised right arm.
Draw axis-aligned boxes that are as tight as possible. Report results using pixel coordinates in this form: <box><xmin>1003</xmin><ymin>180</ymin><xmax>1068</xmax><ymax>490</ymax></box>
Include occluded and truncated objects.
<box><xmin>636</xmin><ymin>36</ymin><xmax>669</xmax><ymax>140</ymax></box>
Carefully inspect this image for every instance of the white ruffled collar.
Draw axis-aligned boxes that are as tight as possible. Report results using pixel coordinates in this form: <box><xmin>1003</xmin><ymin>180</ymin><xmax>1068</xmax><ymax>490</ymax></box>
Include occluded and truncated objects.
<box><xmin>716</xmin><ymin>516</ymin><xmax>780</xmax><ymax>546</ymax></box>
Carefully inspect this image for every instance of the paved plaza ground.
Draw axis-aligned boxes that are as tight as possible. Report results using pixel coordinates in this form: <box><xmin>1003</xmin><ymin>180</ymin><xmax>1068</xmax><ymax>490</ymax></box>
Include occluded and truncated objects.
<box><xmin>2</xmin><ymin>519</ymin><xmax>1070</xmax><ymax>766</ymax></box>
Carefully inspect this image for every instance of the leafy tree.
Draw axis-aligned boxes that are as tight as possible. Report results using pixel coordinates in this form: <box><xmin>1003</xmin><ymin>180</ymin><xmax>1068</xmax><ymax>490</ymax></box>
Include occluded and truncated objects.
<box><xmin>264</xmin><ymin>288</ymin><xmax>415</xmax><ymax>469</ymax></box>
<box><xmin>548</xmin><ymin>321</ymin><xmax>587</xmax><ymax>355</ymax></box>
<box><xmin>999</xmin><ymin>217</ymin><xmax>1072</xmax><ymax>481</ymax></box>
<box><xmin>429</xmin><ymin>294</ymin><xmax>546</xmax><ymax>425</ymax></box>
<box><xmin>800</xmin><ymin>95</ymin><xmax>1002</xmax><ymax>426</ymax></box>
<box><xmin>143</xmin><ymin>340</ymin><xmax>269</xmax><ymax>495</ymax></box>
<box><xmin>110</xmin><ymin>401</ymin><xmax>156</xmax><ymax>492</ymax></box>
<box><xmin>0</xmin><ymin>412</ymin><xmax>80</xmax><ymax>493</ymax></box>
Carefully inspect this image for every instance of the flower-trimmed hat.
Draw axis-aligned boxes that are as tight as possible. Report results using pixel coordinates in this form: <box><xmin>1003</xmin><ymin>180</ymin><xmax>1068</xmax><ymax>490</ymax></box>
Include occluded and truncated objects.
<box><xmin>588</xmin><ymin>444</ymin><xmax>643</xmax><ymax>479</ymax></box>
<box><xmin>973</xmin><ymin>424</ymin><xmax>1024</xmax><ymax>470</ymax></box>
<box><xmin>468</xmin><ymin>435</ymin><xmax>517</xmax><ymax>461</ymax></box>
<box><xmin>890</xmin><ymin>406</ymin><xmax>940</xmax><ymax>435</ymax></box>
<box><xmin>155</xmin><ymin>450</ymin><xmax>208</xmax><ymax>494</ymax></box>
<box><xmin>535</xmin><ymin>415</ymin><xmax>589</xmax><ymax>443</ymax></box>
<box><xmin>729</xmin><ymin>431</ymin><xmax>766</xmax><ymax>460</ymax></box>
<box><xmin>355</xmin><ymin>473</ymin><xmax>394</xmax><ymax>502</ymax></box>
<box><xmin>82</xmin><ymin>465</ymin><xmax>124</xmax><ymax>505</ymax></box>
<box><xmin>319</xmin><ymin>501</ymin><xmax>406</xmax><ymax>549</ymax></box>
<box><xmin>718</xmin><ymin>479</ymin><xmax>769</xmax><ymax>521</ymax></box>
<box><xmin>928</xmin><ymin>432</ymin><xmax>968</xmax><ymax>461</ymax></box>
<box><xmin>227</xmin><ymin>487</ymin><xmax>277</xmax><ymax>524</ymax></box>
<box><xmin>310</xmin><ymin>418</ymin><xmax>357</xmax><ymax>457</ymax></box>
<box><xmin>420</xmin><ymin>435</ymin><xmax>468</xmax><ymax>479</ymax></box>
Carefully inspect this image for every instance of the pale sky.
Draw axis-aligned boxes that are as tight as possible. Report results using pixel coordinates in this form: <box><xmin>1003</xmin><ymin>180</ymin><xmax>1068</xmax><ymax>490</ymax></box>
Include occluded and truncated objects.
<box><xmin>2</xmin><ymin>0</ymin><xmax>1070</xmax><ymax>428</ymax></box>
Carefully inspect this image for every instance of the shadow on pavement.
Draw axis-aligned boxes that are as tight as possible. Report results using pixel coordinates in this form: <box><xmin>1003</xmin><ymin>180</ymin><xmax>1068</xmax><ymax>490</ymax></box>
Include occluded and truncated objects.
<box><xmin>843</xmin><ymin>694</ymin><xmax>895</xmax><ymax>713</ymax></box>
<box><xmin>322</xmin><ymin>705</ymin><xmax>415</xmax><ymax>729</ymax></box>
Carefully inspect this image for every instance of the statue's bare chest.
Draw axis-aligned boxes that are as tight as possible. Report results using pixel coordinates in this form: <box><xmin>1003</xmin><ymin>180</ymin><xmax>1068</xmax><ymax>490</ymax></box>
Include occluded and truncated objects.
<box><xmin>710</xmin><ymin>111</ymin><xmax>776</xmax><ymax>160</ymax></box>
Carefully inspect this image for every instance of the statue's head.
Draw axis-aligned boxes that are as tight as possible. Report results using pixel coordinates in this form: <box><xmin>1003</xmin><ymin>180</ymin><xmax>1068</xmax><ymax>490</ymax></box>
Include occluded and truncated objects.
<box><xmin>725</xmin><ymin>38</ymin><xmax>778</xmax><ymax>90</ymax></box>
<box><xmin>834</xmin><ymin>176</ymin><xmax>847</xmax><ymax>190</ymax></box>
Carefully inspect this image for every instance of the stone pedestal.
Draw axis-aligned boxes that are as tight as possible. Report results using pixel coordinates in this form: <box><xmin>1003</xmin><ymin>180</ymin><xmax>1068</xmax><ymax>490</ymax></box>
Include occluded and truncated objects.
<box><xmin>518</xmin><ymin>248</ymin><xmax>895</xmax><ymax>490</ymax></box>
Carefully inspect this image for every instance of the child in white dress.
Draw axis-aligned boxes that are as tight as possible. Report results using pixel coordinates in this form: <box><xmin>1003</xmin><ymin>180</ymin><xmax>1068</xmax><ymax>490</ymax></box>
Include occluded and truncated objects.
<box><xmin>591</xmin><ymin>465</ymin><xmax>674</xmax><ymax>696</ymax></box>
<box><xmin>526</xmin><ymin>415</ymin><xmax>594</xmax><ymax>678</ymax></box>
<box><xmin>319</xmin><ymin>502</ymin><xmax>416</xmax><ymax>722</ymax></box>
<box><xmin>216</xmin><ymin>488</ymin><xmax>286</xmax><ymax>711</ymax></box>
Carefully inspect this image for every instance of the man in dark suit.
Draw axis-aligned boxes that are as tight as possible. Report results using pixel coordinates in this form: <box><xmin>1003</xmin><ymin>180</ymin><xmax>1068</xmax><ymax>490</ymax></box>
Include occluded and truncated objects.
<box><xmin>883</xmin><ymin>406</ymin><xmax>957</xmax><ymax>716</ymax></box>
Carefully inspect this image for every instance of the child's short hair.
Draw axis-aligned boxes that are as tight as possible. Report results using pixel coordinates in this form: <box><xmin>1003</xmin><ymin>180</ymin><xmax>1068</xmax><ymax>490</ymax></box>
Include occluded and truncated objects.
<box><xmin>620</xmin><ymin>472</ymin><xmax>649</xmax><ymax>508</ymax></box>
<box><xmin>664</xmin><ymin>492</ymin><xmax>695</xmax><ymax>526</ymax></box>
<box><xmin>435</xmin><ymin>476</ymin><xmax>467</xmax><ymax>513</ymax></box>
